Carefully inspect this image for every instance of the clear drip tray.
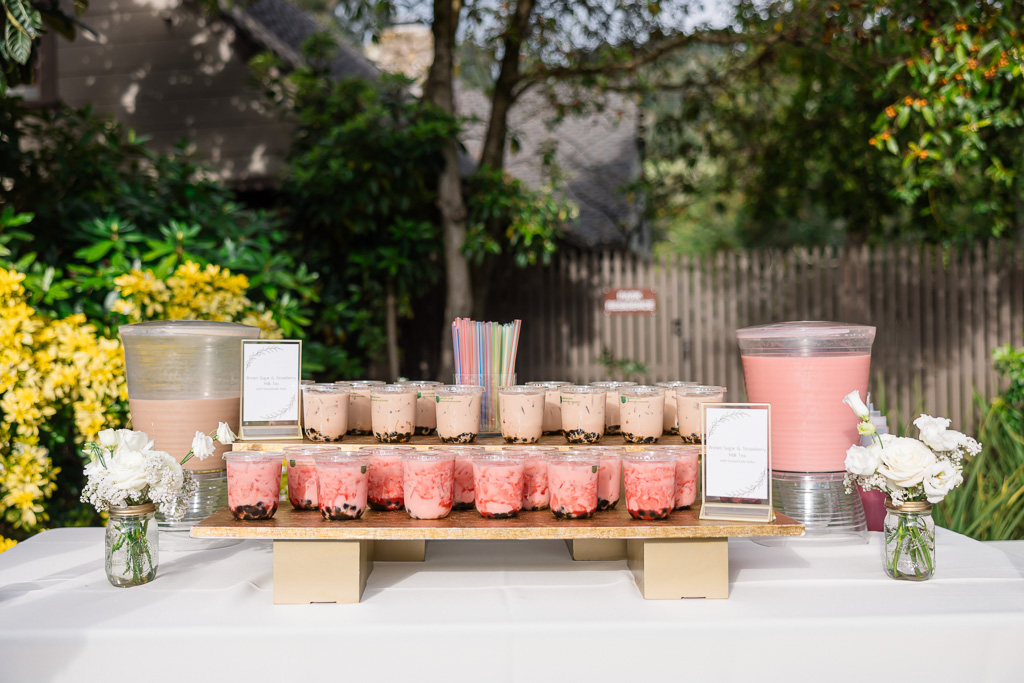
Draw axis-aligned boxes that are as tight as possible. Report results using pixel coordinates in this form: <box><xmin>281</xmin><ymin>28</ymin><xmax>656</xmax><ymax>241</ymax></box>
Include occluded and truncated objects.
<box><xmin>756</xmin><ymin>471</ymin><xmax>867</xmax><ymax>546</ymax></box>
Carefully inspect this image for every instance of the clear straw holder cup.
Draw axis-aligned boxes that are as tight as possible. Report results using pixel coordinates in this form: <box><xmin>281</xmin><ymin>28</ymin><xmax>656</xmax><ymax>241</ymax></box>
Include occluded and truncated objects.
<box><xmin>454</xmin><ymin>373</ymin><xmax>516</xmax><ymax>436</ymax></box>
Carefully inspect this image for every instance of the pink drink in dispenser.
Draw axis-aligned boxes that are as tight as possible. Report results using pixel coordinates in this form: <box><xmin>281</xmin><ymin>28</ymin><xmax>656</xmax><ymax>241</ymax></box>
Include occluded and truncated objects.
<box><xmin>737</xmin><ymin>321</ymin><xmax>874</xmax><ymax>473</ymax></box>
<box><xmin>737</xmin><ymin>321</ymin><xmax>875</xmax><ymax>541</ymax></box>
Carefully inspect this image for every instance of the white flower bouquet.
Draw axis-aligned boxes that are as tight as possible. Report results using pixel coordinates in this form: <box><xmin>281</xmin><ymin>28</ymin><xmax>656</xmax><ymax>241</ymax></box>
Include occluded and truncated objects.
<box><xmin>842</xmin><ymin>391</ymin><xmax>981</xmax><ymax>579</ymax></box>
<box><xmin>81</xmin><ymin>423</ymin><xmax>236</xmax><ymax>586</ymax></box>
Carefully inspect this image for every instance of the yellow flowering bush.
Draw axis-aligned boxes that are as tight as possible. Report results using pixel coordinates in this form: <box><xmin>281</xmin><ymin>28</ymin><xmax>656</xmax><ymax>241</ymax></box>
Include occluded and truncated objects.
<box><xmin>0</xmin><ymin>260</ymin><xmax>283</xmax><ymax>550</ymax></box>
<box><xmin>0</xmin><ymin>268</ymin><xmax>125</xmax><ymax>543</ymax></box>
<box><xmin>111</xmin><ymin>262</ymin><xmax>282</xmax><ymax>338</ymax></box>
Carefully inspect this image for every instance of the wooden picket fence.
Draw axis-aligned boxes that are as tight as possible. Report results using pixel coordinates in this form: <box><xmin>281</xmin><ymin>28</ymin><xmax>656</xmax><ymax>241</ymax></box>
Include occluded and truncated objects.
<box><xmin>492</xmin><ymin>241</ymin><xmax>1024</xmax><ymax>434</ymax></box>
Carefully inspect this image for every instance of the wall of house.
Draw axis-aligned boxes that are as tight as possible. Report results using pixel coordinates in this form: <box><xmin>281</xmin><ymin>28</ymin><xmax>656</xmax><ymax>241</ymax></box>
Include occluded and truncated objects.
<box><xmin>56</xmin><ymin>0</ymin><xmax>293</xmax><ymax>188</ymax></box>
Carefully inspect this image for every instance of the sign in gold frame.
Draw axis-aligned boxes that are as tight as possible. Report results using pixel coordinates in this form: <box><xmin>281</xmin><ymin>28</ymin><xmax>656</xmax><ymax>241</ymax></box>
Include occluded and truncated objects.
<box><xmin>699</xmin><ymin>402</ymin><xmax>775</xmax><ymax>523</ymax></box>
<box><xmin>238</xmin><ymin>339</ymin><xmax>303</xmax><ymax>440</ymax></box>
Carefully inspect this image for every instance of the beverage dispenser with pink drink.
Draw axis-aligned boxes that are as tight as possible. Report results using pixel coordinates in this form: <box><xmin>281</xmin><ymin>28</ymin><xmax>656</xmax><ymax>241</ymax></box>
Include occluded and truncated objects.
<box><xmin>736</xmin><ymin>321</ymin><xmax>874</xmax><ymax>543</ymax></box>
<box><xmin>120</xmin><ymin>321</ymin><xmax>258</xmax><ymax>544</ymax></box>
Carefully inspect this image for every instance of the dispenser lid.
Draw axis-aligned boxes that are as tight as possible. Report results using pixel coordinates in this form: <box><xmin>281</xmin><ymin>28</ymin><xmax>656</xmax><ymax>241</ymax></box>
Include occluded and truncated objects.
<box><xmin>119</xmin><ymin>320</ymin><xmax>260</xmax><ymax>338</ymax></box>
<box><xmin>736</xmin><ymin>321</ymin><xmax>875</xmax><ymax>356</ymax></box>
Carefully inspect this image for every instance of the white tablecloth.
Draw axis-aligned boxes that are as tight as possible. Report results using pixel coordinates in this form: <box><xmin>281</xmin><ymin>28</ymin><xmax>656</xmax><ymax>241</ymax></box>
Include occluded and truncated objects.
<box><xmin>1</xmin><ymin>527</ymin><xmax>1022</xmax><ymax>682</ymax></box>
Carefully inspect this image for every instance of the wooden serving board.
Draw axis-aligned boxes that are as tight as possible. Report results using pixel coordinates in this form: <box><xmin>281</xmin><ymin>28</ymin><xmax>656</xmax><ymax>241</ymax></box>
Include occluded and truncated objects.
<box><xmin>208</xmin><ymin>439</ymin><xmax>803</xmax><ymax>604</ymax></box>
<box><xmin>192</xmin><ymin>505</ymin><xmax>803</xmax><ymax>541</ymax></box>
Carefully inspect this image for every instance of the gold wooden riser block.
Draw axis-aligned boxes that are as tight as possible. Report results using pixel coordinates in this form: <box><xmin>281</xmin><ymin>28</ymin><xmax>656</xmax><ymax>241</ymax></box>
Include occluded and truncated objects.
<box><xmin>626</xmin><ymin>537</ymin><xmax>729</xmax><ymax>600</ymax></box>
<box><xmin>273</xmin><ymin>539</ymin><xmax>373</xmax><ymax>605</ymax></box>
<box><xmin>375</xmin><ymin>540</ymin><xmax>426</xmax><ymax>562</ymax></box>
<box><xmin>566</xmin><ymin>539</ymin><xmax>627</xmax><ymax>561</ymax></box>
<box><xmin>272</xmin><ymin>539</ymin><xmax>426</xmax><ymax>604</ymax></box>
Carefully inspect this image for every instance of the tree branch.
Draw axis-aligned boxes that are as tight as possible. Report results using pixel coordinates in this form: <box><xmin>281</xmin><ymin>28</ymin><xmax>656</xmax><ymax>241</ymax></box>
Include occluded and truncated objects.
<box><xmin>517</xmin><ymin>29</ymin><xmax>745</xmax><ymax>90</ymax></box>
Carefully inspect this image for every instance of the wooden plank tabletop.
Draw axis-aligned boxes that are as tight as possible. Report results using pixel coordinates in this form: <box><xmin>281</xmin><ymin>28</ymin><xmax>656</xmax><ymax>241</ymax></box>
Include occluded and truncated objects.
<box><xmin>191</xmin><ymin>505</ymin><xmax>804</xmax><ymax>541</ymax></box>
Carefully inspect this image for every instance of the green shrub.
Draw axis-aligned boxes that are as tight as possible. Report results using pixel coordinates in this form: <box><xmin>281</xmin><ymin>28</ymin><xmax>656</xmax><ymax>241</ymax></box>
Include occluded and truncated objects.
<box><xmin>934</xmin><ymin>343</ymin><xmax>1024</xmax><ymax>541</ymax></box>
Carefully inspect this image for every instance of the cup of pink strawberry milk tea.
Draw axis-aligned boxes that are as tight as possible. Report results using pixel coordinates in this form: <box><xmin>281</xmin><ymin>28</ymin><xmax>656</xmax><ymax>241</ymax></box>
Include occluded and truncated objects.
<box><xmin>546</xmin><ymin>452</ymin><xmax>600</xmax><ymax>520</ymax></box>
<box><xmin>623</xmin><ymin>451</ymin><xmax>677</xmax><ymax>521</ymax></box>
<box><xmin>430</xmin><ymin>446</ymin><xmax>484</xmax><ymax>510</ymax></box>
<box><xmin>517</xmin><ymin>446</ymin><xmax>555</xmax><ymax>511</ymax></box>
<box><xmin>596</xmin><ymin>449</ymin><xmax>624</xmax><ymax>511</ymax></box>
<box><xmin>225</xmin><ymin>451</ymin><xmax>284</xmax><ymax>521</ymax></box>
<box><xmin>667</xmin><ymin>445</ymin><xmax>700</xmax><ymax>510</ymax></box>
<box><xmin>366</xmin><ymin>445</ymin><xmax>416</xmax><ymax>511</ymax></box>
<box><xmin>472</xmin><ymin>454</ymin><xmax>525</xmax><ymax>519</ymax></box>
<box><xmin>314</xmin><ymin>452</ymin><xmax>369</xmax><ymax>521</ymax></box>
<box><xmin>402</xmin><ymin>452</ymin><xmax>456</xmax><ymax>520</ymax></box>
<box><xmin>284</xmin><ymin>447</ymin><xmax>325</xmax><ymax>511</ymax></box>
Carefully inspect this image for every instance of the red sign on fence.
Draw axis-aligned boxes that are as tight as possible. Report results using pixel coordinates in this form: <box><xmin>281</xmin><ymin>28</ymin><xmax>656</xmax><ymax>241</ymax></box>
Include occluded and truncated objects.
<box><xmin>602</xmin><ymin>288</ymin><xmax>657</xmax><ymax>315</ymax></box>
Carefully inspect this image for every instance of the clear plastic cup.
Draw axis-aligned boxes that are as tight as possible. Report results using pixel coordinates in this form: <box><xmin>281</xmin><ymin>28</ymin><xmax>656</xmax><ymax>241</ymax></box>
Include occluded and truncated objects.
<box><xmin>623</xmin><ymin>451</ymin><xmax>677</xmax><ymax>520</ymax></box>
<box><xmin>284</xmin><ymin>448</ymin><xmax>325</xmax><ymax>511</ymax></box>
<box><xmin>434</xmin><ymin>385</ymin><xmax>484</xmax><ymax>444</ymax></box>
<box><xmin>560</xmin><ymin>386</ymin><xmax>606</xmax><ymax>444</ymax></box>
<box><xmin>367</xmin><ymin>446</ymin><xmax>413</xmax><ymax>511</ymax></box>
<box><xmin>619</xmin><ymin>385</ymin><xmax>667</xmax><ymax>444</ymax></box>
<box><xmin>675</xmin><ymin>385</ymin><xmax>727</xmax><ymax>444</ymax></box>
<box><xmin>314</xmin><ymin>452</ymin><xmax>369</xmax><ymax>520</ymax></box>
<box><xmin>526</xmin><ymin>381</ymin><xmax>571</xmax><ymax>434</ymax></box>
<box><xmin>498</xmin><ymin>386</ymin><xmax>545</xmax><ymax>444</ymax></box>
<box><xmin>301</xmin><ymin>383</ymin><xmax>350</xmax><ymax>442</ymax></box>
<box><xmin>404</xmin><ymin>380</ymin><xmax>441</xmax><ymax>436</ymax></box>
<box><xmin>596</xmin><ymin>450</ymin><xmax>623</xmax><ymax>511</ymax></box>
<box><xmin>402</xmin><ymin>452</ymin><xmax>456</xmax><ymax>520</ymax></box>
<box><xmin>225</xmin><ymin>451</ymin><xmax>284</xmax><ymax>520</ymax></box>
<box><xmin>590</xmin><ymin>381</ymin><xmax>637</xmax><ymax>435</ymax></box>
<box><xmin>444</xmin><ymin>447</ymin><xmax>485</xmax><ymax>510</ymax></box>
<box><xmin>547</xmin><ymin>452</ymin><xmax>599</xmax><ymax>519</ymax></box>
<box><xmin>347</xmin><ymin>380</ymin><xmax>385</xmax><ymax>435</ymax></box>
<box><xmin>656</xmin><ymin>381</ymin><xmax>698</xmax><ymax>435</ymax></box>
<box><xmin>515</xmin><ymin>446</ymin><xmax>556</xmax><ymax>511</ymax></box>
<box><xmin>472</xmin><ymin>454</ymin><xmax>525</xmax><ymax>519</ymax></box>
<box><xmin>669</xmin><ymin>445</ymin><xmax>701</xmax><ymax>510</ymax></box>
<box><xmin>370</xmin><ymin>384</ymin><xmax>417</xmax><ymax>443</ymax></box>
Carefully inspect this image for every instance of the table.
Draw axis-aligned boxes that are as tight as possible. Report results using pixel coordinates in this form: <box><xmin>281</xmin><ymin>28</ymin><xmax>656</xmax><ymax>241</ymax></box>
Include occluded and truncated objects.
<box><xmin>191</xmin><ymin>506</ymin><xmax>804</xmax><ymax>603</ymax></box>
<box><xmin>1</xmin><ymin>528</ymin><xmax>1023</xmax><ymax>682</ymax></box>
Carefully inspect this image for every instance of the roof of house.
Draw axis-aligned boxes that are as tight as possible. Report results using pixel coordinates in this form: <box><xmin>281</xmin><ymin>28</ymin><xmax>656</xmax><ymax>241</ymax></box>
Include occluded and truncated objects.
<box><xmin>458</xmin><ymin>85</ymin><xmax>645</xmax><ymax>250</ymax></box>
<box><xmin>225</xmin><ymin>2</ymin><xmax>644</xmax><ymax>250</ymax></box>
<box><xmin>226</xmin><ymin>0</ymin><xmax>379</xmax><ymax>80</ymax></box>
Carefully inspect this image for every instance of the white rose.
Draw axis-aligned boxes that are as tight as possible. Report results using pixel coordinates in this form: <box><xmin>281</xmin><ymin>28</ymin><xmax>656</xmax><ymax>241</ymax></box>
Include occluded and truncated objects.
<box><xmin>190</xmin><ymin>431</ymin><xmax>216</xmax><ymax>461</ymax></box>
<box><xmin>114</xmin><ymin>429</ymin><xmax>154</xmax><ymax>455</ymax></box>
<box><xmin>843</xmin><ymin>390</ymin><xmax>870</xmax><ymax>421</ymax></box>
<box><xmin>914</xmin><ymin>414</ymin><xmax>966</xmax><ymax>452</ymax></box>
<box><xmin>216</xmin><ymin>422</ymin><xmax>236</xmax><ymax>446</ymax></box>
<box><xmin>922</xmin><ymin>460</ymin><xmax>962</xmax><ymax>504</ymax></box>
<box><xmin>97</xmin><ymin>429</ymin><xmax>119</xmax><ymax>450</ymax></box>
<box><xmin>845</xmin><ymin>444</ymin><xmax>881</xmax><ymax>476</ymax></box>
<box><xmin>107</xmin><ymin>450</ymin><xmax>149</xmax><ymax>493</ymax></box>
<box><xmin>877</xmin><ymin>436</ymin><xmax>937</xmax><ymax>488</ymax></box>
